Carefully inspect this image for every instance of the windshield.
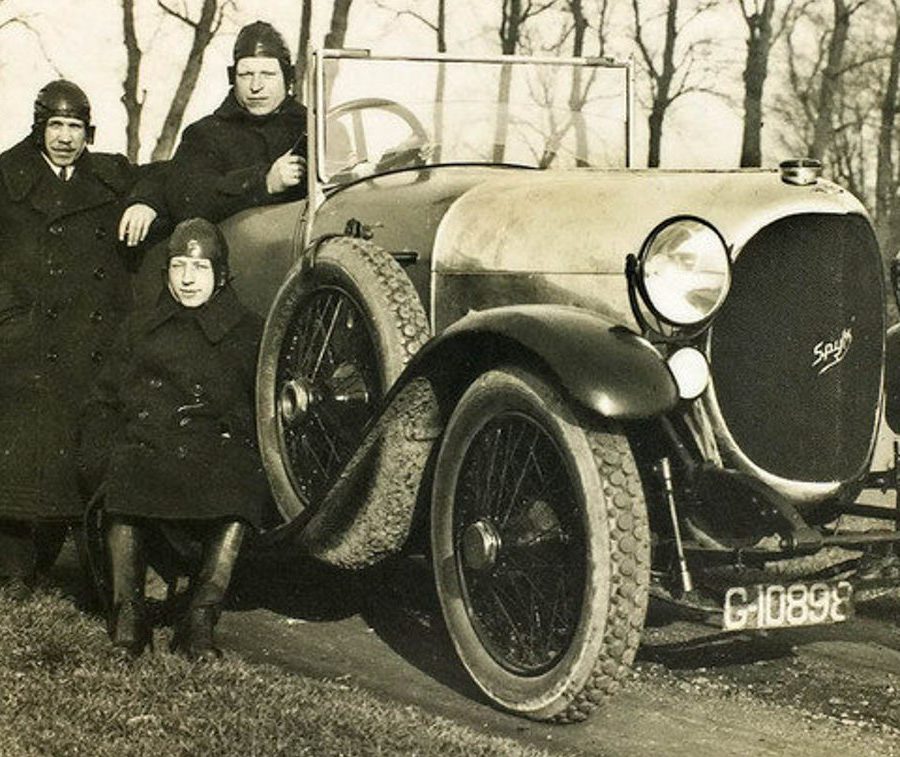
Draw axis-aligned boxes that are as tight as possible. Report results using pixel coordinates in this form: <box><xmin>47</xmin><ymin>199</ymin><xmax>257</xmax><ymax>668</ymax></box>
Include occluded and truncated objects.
<box><xmin>318</xmin><ymin>54</ymin><xmax>630</xmax><ymax>185</ymax></box>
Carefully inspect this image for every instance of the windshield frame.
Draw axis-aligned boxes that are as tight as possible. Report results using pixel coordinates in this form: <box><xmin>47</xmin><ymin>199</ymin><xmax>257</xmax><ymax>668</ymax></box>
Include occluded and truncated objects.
<box><xmin>309</xmin><ymin>49</ymin><xmax>634</xmax><ymax>188</ymax></box>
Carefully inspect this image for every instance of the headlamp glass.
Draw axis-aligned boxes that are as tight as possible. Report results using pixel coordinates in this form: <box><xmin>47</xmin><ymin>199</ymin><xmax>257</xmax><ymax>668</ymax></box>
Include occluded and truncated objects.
<box><xmin>639</xmin><ymin>218</ymin><xmax>731</xmax><ymax>326</ymax></box>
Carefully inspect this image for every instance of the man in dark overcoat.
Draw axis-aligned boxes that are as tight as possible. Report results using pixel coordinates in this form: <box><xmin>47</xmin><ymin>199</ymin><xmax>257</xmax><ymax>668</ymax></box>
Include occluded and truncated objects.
<box><xmin>80</xmin><ymin>218</ymin><xmax>269</xmax><ymax>659</ymax></box>
<box><xmin>0</xmin><ymin>80</ymin><xmax>166</xmax><ymax>597</ymax></box>
<box><xmin>165</xmin><ymin>20</ymin><xmax>307</xmax><ymax>223</ymax></box>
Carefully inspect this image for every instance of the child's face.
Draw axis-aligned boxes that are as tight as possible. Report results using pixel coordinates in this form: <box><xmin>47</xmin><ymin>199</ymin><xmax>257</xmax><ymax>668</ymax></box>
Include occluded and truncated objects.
<box><xmin>168</xmin><ymin>256</ymin><xmax>215</xmax><ymax>308</ymax></box>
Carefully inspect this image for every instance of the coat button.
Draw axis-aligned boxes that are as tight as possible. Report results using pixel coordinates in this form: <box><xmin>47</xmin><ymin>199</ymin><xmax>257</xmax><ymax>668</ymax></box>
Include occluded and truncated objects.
<box><xmin>176</xmin><ymin>445</ymin><xmax>187</xmax><ymax>459</ymax></box>
<box><xmin>137</xmin><ymin>409</ymin><xmax>150</xmax><ymax>420</ymax></box>
<box><xmin>149</xmin><ymin>377</ymin><xmax>163</xmax><ymax>389</ymax></box>
<box><xmin>49</xmin><ymin>265</ymin><xmax>64</xmax><ymax>277</ymax></box>
<box><xmin>45</xmin><ymin>306</ymin><xmax>58</xmax><ymax>319</ymax></box>
<box><xmin>92</xmin><ymin>267</ymin><xmax>106</xmax><ymax>280</ymax></box>
<box><xmin>46</xmin><ymin>349</ymin><xmax>58</xmax><ymax>362</ymax></box>
<box><xmin>89</xmin><ymin>309</ymin><xmax>103</xmax><ymax>323</ymax></box>
<box><xmin>49</xmin><ymin>223</ymin><xmax>63</xmax><ymax>236</ymax></box>
<box><xmin>191</xmin><ymin>383</ymin><xmax>205</xmax><ymax>398</ymax></box>
<box><xmin>95</xmin><ymin>226</ymin><xmax>107</xmax><ymax>240</ymax></box>
<box><xmin>91</xmin><ymin>350</ymin><xmax>104</xmax><ymax>364</ymax></box>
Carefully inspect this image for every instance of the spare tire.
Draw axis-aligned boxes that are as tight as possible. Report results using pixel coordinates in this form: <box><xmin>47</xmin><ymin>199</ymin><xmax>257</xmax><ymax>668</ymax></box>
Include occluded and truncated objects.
<box><xmin>257</xmin><ymin>237</ymin><xmax>429</xmax><ymax>522</ymax></box>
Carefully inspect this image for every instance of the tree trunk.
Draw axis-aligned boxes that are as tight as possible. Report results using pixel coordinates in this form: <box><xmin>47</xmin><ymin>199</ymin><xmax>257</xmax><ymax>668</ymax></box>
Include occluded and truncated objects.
<box><xmin>499</xmin><ymin>0</ymin><xmax>522</xmax><ymax>54</ymax></box>
<box><xmin>811</xmin><ymin>0</ymin><xmax>851</xmax><ymax>161</ymax></box>
<box><xmin>648</xmin><ymin>0</ymin><xmax>679</xmax><ymax>167</ymax></box>
<box><xmin>324</xmin><ymin>0</ymin><xmax>353</xmax><ymax>48</ymax></box>
<box><xmin>739</xmin><ymin>0</ymin><xmax>774</xmax><ymax>167</ymax></box>
<box><xmin>568</xmin><ymin>0</ymin><xmax>588</xmax><ymax>166</ymax></box>
<box><xmin>121</xmin><ymin>0</ymin><xmax>143</xmax><ymax>162</ymax></box>
<box><xmin>433</xmin><ymin>0</ymin><xmax>446</xmax><ymax>162</ymax></box>
<box><xmin>150</xmin><ymin>0</ymin><xmax>218</xmax><ymax>161</ymax></box>
<box><xmin>648</xmin><ymin>104</ymin><xmax>666</xmax><ymax>168</ymax></box>
<box><xmin>294</xmin><ymin>0</ymin><xmax>312</xmax><ymax>103</ymax></box>
<box><xmin>877</xmin><ymin>12</ymin><xmax>900</xmax><ymax>254</ymax></box>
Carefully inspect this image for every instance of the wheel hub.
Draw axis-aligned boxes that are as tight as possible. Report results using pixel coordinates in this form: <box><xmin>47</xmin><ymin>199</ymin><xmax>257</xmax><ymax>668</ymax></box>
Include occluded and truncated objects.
<box><xmin>279</xmin><ymin>378</ymin><xmax>313</xmax><ymax>424</ymax></box>
<box><xmin>461</xmin><ymin>519</ymin><xmax>502</xmax><ymax>571</ymax></box>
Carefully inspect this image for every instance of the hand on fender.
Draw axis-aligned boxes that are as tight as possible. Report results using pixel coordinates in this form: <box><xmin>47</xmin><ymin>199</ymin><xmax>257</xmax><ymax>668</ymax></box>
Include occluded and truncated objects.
<box><xmin>266</xmin><ymin>150</ymin><xmax>306</xmax><ymax>195</ymax></box>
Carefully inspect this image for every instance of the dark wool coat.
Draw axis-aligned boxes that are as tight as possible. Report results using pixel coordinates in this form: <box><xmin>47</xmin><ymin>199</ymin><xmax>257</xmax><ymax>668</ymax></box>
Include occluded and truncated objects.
<box><xmin>0</xmin><ymin>137</ymin><xmax>166</xmax><ymax>521</ymax></box>
<box><xmin>166</xmin><ymin>92</ymin><xmax>307</xmax><ymax>223</ymax></box>
<box><xmin>79</xmin><ymin>287</ymin><xmax>270</xmax><ymax>530</ymax></box>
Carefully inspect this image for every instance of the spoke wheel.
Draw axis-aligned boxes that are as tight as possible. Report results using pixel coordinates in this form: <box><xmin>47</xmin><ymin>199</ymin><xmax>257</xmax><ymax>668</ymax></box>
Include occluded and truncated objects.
<box><xmin>432</xmin><ymin>366</ymin><xmax>650</xmax><ymax>722</ymax></box>
<box><xmin>276</xmin><ymin>286</ymin><xmax>379</xmax><ymax>507</ymax></box>
<box><xmin>258</xmin><ymin>237</ymin><xmax>429</xmax><ymax>522</ymax></box>
<box><xmin>455</xmin><ymin>412</ymin><xmax>586</xmax><ymax>675</ymax></box>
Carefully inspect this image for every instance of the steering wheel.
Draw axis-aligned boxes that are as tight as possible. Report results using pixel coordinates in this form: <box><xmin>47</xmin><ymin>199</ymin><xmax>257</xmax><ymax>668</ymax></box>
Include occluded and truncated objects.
<box><xmin>325</xmin><ymin>97</ymin><xmax>430</xmax><ymax>180</ymax></box>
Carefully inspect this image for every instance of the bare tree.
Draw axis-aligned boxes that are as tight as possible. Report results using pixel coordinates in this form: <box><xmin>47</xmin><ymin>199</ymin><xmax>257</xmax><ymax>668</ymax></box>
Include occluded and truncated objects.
<box><xmin>632</xmin><ymin>0</ymin><xmax>719</xmax><ymax>167</ymax></box>
<box><xmin>493</xmin><ymin>0</ymin><xmax>557</xmax><ymax>161</ymax></box>
<box><xmin>121</xmin><ymin>0</ymin><xmax>144</xmax><ymax>162</ymax></box>
<box><xmin>325</xmin><ymin>0</ymin><xmax>354</xmax><ymax>48</ymax></box>
<box><xmin>736</xmin><ymin>0</ymin><xmax>800</xmax><ymax>166</ymax></box>
<box><xmin>0</xmin><ymin>4</ymin><xmax>61</xmax><ymax>75</ymax></box>
<box><xmin>875</xmin><ymin>0</ymin><xmax>900</xmax><ymax>252</ymax></box>
<box><xmin>150</xmin><ymin>0</ymin><xmax>234</xmax><ymax>161</ymax></box>
<box><xmin>547</xmin><ymin>0</ymin><xmax>614</xmax><ymax>166</ymax></box>
<box><xmin>374</xmin><ymin>1</ymin><xmax>447</xmax><ymax>158</ymax></box>
<box><xmin>294</xmin><ymin>0</ymin><xmax>313</xmax><ymax>102</ymax></box>
<box><xmin>810</xmin><ymin>0</ymin><xmax>869</xmax><ymax>160</ymax></box>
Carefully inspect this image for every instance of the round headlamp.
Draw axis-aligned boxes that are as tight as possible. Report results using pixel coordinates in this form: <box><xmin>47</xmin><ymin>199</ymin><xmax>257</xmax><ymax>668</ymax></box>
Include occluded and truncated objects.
<box><xmin>638</xmin><ymin>218</ymin><xmax>731</xmax><ymax>327</ymax></box>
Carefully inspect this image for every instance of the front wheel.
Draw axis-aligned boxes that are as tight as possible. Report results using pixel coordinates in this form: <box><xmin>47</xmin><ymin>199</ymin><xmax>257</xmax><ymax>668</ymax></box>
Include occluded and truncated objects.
<box><xmin>431</xmin><ymin>367</ymin><xmax>650</xmax><ymax>722</ymax></box>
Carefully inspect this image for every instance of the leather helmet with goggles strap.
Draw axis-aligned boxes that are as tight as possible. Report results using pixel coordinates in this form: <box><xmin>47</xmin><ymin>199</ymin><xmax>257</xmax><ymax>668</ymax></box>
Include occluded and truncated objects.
<box><xmin>167</xmin><ymin>218</ymin><xmax>230</xmax><ymax>292</ymax></box>
<box><xmin>33</xmin><ymin>80</ymin><xmax>95</xmax><ymax>145</ymax></box>
<box><xmin>227</xmin><ymin>20</ymin><xmax>293</xmax><ymax>89</ymax></box>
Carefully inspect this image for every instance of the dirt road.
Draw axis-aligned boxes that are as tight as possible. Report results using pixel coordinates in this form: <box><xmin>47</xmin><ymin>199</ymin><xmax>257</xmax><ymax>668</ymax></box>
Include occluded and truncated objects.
<box><xmin>213</xmin><ymin>552</ymin><xmax>900</xmax><ymax>757</ymax></box>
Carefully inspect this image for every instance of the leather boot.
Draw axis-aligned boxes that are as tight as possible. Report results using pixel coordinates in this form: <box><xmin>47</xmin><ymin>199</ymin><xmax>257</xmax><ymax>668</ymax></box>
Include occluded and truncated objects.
<box><xmin>106</xmin><ymin>520</ymin><xmax>150</xmax><ymax>658</ymax></box>
<box><xmin>180</xmin><ymin>521</ymin><xmax>244</xmax><ymax>661</ymax></box>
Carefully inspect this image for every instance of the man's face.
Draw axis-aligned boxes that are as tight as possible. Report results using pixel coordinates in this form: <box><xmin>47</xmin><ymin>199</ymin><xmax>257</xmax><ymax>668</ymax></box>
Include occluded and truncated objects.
<box><xmin>234</xmin><ymin>56</ymin><xmax>286</xmax><ymax>116</ymax></box>
<box><xmin>168</xmin><ymin>256</ymin><xmax>215</xmax><ymax>308</ymax></box>
<box><xmin>44</xmin><ymin>116</ymin><xmax>87</xmax><ymax>166</ymax></box>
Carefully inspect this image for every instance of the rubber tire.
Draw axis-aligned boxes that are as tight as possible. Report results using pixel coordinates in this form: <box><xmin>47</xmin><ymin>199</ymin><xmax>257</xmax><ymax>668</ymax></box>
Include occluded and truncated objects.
<box><xmin>257</xmin><ymin>237</ymin><xmax>429</xmax><ymax>522</ymax></box>
<box><xmin>431</xmin><ymin>366</ymin><xmax>650</xmax><ymax>722</ymax></box>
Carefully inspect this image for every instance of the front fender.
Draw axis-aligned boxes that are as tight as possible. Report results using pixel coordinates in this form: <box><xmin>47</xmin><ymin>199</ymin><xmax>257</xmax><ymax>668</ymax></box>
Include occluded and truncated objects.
<box><xmin>407</xmin><ymin>304</ymin><xmax>678</xmax><ymax>420</ymax></box>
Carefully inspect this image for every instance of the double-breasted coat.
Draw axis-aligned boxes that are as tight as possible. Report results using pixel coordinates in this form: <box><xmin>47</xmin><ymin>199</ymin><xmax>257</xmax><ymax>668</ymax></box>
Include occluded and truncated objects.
<box><xmin>0</xmin><ymin>137</ymin><xmax>165</xmax><ymax>522</ymax></box>
<box><xmin>79</xmin><ymin>287</ymin><xmax>270</xmax><ymax>530</ymax></box>
<box><xmin>165</xmin><ymin>92</ymin><xmax>307</xmax><ymax>223</ymax></box>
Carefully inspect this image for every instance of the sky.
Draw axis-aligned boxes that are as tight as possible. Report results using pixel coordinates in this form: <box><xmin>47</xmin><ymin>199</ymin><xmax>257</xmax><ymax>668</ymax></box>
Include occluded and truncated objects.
<box><xmin>0</xmin><ymin>0</ymin><xmax>748</xmax><ymax>167</ymax></box>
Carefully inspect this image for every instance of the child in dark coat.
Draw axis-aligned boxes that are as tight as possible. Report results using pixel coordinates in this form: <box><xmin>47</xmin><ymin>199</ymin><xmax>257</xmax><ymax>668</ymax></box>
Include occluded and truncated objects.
<box><xmin>80</xmin><ymin>217</ymin><xmax>269</xmax><ymax>658</ymax></box>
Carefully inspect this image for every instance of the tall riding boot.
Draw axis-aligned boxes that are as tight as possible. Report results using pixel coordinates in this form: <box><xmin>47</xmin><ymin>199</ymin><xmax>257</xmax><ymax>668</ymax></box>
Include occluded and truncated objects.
<box><xmin>181</xmin><ymin>521</ymin><xmax>244</xmax><ymax>661</ymax></box>
<box><xmin>106</xmin><ymin>520</ymin><xmax>150</xmax><ymax>657</ymax></box>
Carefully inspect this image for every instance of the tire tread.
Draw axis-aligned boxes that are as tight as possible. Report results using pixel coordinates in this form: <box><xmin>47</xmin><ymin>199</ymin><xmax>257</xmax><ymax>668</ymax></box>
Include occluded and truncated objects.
<box><xmin>552</xmin><ymin>431</ymin><xmax>651</xmax><ymax>723</ymax></box>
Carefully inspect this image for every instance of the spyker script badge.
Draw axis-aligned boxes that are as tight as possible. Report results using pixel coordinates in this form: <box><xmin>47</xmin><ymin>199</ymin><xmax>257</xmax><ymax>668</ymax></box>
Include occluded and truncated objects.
<box><xmin>811</xmin><ymin>327</ymin><xmax>853</xmax><ymax>375</ymax></box>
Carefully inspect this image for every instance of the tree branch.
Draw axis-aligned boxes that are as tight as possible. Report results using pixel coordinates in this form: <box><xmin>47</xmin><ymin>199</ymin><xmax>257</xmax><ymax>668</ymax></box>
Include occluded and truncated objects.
<box><xmin>157</xmin><ymin>0</ymin><xmax>196</xmax><ymax>28</ymax></box>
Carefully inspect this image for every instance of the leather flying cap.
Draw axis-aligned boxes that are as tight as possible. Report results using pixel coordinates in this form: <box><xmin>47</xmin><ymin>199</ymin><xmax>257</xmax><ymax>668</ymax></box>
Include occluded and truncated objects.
<box><xmin>229</xmin><ymin>20</ymin><xmax>293</xmax><ymax>86</ymax></box>
<box><xmin>33</xmin><ymin>80</ymin><xmax>94</xmax><ymax>141</ymax></box>
<box><xmin>167</xmin><ymin>218</ymin><xmax>230</xmax><ymax>290</ymax></box>
<box><xmin>233</xmin><ymin>20</ymin><xmax>291</xmax><ymax>67</ymax></box>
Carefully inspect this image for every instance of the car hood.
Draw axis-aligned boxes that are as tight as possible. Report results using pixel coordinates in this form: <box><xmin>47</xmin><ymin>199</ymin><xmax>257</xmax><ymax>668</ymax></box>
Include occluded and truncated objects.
<box><xmin>432</xmin><ymin>168</ymin><xmax>867</xmax><ymax>274</ymax></box>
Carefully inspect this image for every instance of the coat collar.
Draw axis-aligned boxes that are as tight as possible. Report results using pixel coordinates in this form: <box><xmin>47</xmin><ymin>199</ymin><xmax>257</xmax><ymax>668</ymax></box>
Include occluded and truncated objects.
<box><xmin>145</xmin><ymin>286</ymin><xmax>247</xmax><ymax>344</ymax></box>
<box><xmin>213</xmin><ymin>91</ymin><xmax>306</xmax><ymax>127</ymax></box>
<box><xmin>0</xmin><ymin>137</ymin><xmax>122</xmax><ymax>221</ymax></box>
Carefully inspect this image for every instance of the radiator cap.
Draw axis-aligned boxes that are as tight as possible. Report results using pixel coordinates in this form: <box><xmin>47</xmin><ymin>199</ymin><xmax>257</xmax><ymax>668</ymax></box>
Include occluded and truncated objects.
<box><xmin>779</xmin><ymin>158</ymin><xmax>822</xmax><ymax>186</ymax></box>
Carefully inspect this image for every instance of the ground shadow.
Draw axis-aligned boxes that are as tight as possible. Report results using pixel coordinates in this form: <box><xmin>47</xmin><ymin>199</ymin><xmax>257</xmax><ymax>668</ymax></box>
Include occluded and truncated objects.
<box><xmin>224</xmin><ymin>542</ymin><xmax>483</xmax><ymax>702</ymax></box>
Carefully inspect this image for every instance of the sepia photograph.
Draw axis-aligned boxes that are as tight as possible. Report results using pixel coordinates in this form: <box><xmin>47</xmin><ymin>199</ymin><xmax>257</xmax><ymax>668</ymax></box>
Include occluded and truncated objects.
<box><xmin>0</xmin><ymin>1</ymin><xmax>898</xmax><ymax>755</ymax></box>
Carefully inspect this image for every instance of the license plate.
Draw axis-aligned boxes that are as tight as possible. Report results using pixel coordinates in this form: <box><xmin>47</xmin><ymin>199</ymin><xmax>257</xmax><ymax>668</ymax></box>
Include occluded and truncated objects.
<box><xmin>722</xmin><ymin>580</ymin><xmax>853</xmax><ymax>631</ymax></box>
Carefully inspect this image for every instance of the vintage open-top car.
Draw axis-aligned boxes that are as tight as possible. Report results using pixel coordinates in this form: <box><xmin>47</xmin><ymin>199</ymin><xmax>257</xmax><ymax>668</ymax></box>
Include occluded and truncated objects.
<box><xmin>138</xmin><ymin>49</ymin><xmax>900</xmax><ymax>722</ymax></box>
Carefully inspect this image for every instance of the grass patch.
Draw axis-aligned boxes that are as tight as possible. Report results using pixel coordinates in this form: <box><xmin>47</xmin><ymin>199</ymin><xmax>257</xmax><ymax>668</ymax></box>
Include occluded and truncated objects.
<box><xmin>0</xmin><ymin>590</ymin><xmax>551</xmax><ymax>756</ymax></box>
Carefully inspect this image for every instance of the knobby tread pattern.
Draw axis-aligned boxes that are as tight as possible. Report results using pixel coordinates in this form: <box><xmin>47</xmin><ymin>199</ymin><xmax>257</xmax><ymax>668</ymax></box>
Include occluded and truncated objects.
<box><xmin>301</xmin><ymin>377</ymin><xmax>442</xmax><ymax>568</ymax></box>
<box><xmin>553</xmin><ymin>431</ymin><xmax>651</xmax><ymax>723</ymax></box>
<box><xmin>323</xmin><ymin>237</ymin><xmax>430</xmax><ymax>372</ymax></box>
<box><xmin>298</xmin><ymin>237</ymin><xmax>432</xmax><ymax>564</ymax></box>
